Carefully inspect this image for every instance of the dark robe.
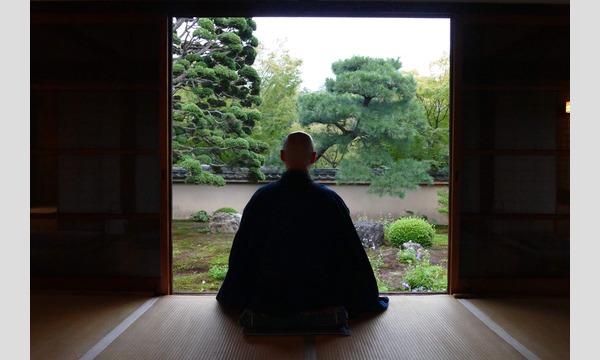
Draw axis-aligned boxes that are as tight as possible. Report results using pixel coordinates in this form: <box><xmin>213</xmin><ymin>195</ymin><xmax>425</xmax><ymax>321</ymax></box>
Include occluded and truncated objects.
<box><xmin>216</xmin><ymin>170</ymin><xmax>388</xmax><ymax>317</ymax></box>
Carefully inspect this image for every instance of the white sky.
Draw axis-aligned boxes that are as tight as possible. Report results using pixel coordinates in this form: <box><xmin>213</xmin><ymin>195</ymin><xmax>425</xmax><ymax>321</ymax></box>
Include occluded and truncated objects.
<box><xmin>253</xmin><ymin>17</ymin><xmax>450</xmax><ymax>91</ymax></box>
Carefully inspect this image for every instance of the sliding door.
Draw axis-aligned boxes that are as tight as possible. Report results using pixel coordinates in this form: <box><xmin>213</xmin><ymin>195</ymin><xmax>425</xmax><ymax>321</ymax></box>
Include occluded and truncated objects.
<box><xmin>451</xmin><ymin>10</ymin><xmax>569</xmax><ymax>295</ymax></box>
<box><xmin>30</xmin><ymin>13</ymin><xmax>171</xmax><ymax>294</ymax></box>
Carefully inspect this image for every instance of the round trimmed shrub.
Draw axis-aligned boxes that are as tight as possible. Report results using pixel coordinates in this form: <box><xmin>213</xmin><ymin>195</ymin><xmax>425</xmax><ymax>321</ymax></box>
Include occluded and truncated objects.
<box><xmin>213</xmin><ymin>207</ymin><xmax>238</xmax><ymax>214</ymax></box>
<box><xmin>387</xmin><ymin>217</ymin><xmax>435</xmax><ymax>248</ymax></box>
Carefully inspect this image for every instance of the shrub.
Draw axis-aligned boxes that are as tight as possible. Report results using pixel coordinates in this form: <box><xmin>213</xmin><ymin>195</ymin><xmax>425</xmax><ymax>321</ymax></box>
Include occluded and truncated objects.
<box><xmin>387</xmin><ymin>217</ymin><xmax>435</xmax><ymax>248</ymax></box>
<box><xmin>397</xmin><ymin>248</ymin><xmax>417</xmax><ymax>264</ymax></box>
<box><xmin>397</xmin><ymin>241</ymin><xmax>426</xmax><ymax>264</ymax></box>
<box><xmin>214</xmin><ymin>207</ymin><xmax>238</xmax><ymax>214</ymax></box>
<box><xmin>190</xmin><ymin>210</ymin><xmax>210</xmax><ymax>222</ymax></box>
<box><xmin>437</xmin><ymin>189</ymin><xmax>449</xmax><ymax>215</ymax></box>
<box><xmin>367</xmin><ymin>252</ymin><xmax>389</xmax><ymax>292</ymax></box>
<box><xmin>400</xmin><ymin>254</ymin><xmax>447</xmax><ymax>293</ymax></box>
<box><xmin>208</xmin><ymin>265</ymin><xmax>228</xmax><ymax>280</ymax></box>
<box><xmin>368</xmin><ymin>252</ymin><xmax>384</xmax><ymax>272</ymax></box>
<box><xmin>209</xmin><ymin>253</ymin><xmax>229</xmax><ymax>267</ymax></box>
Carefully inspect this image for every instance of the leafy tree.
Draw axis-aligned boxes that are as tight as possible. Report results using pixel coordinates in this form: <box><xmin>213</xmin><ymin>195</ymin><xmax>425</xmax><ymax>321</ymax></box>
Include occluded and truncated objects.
<box><xmin>411</xmin><ymin>53</ymin><xmax>450</xmax><ymax>173</ymax></box>
<box><xmin>251</xmin><ymin>38</ymin><xmax>304</xmax><ymax>169</ymax></box>
<box><xmin>297</xmin><ymin>56</ymin><xmax>433</xmax><ymax>198</ymax></box>
<box><xmin>172</xmin><ymin>17</ymin><xmax>268</xmax><ymax>185</ymax></box>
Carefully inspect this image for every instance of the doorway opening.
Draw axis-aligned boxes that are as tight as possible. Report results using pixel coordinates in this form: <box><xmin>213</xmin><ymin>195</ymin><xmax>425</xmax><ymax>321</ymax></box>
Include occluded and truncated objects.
<box><xmin>170</xmin><ymin>16</ymin><xmax>451</xmax><ymax>294</ymax></box>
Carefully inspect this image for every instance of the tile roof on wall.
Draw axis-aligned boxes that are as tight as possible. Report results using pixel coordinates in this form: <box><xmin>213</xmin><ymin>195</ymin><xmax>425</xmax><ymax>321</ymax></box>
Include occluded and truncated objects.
<box><xmin>172</xmin><ymin>166</ymin><xmax>449</xmax><ymax>183</ymax></box>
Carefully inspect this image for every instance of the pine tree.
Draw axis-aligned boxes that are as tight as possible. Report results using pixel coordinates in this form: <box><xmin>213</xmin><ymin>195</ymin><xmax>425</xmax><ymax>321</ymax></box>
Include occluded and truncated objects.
<box><xmin>298</xmin><ymin>56</ymin><xmax>433</xmax><ymax>198</ymax></box>
<box><xmin>172</xmin><ymin>17</ymin><xmax>268</xmax><ymax>185</ymax></box>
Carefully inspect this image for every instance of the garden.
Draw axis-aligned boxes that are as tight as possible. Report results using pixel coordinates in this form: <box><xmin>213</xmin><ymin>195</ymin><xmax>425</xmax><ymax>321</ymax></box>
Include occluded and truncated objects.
<box><xmin>172</xmin><ymin>211</ymin><xmax>448</xmax><ymax>294</ymax></box>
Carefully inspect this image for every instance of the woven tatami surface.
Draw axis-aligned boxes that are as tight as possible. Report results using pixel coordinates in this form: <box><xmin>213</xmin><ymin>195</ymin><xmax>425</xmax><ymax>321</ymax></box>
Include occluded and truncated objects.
<box><xmin>30</xmin><ymin>293</ymin><xmax>569</xmax><ymax>360</ymax></box>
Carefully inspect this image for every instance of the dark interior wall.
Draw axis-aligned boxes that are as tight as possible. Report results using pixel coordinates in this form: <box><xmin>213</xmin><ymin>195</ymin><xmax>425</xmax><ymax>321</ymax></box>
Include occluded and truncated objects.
<box><xmin>30</xmin><ymin>1</ymin><xmax>569</xmax><ymax>296</ymax></box>
<box><xmin>30</xmin><ymin>12</ymin><xmax>170</xmax><ymax>293</ymax></box>
<box><xmin>453</xmin><ymin>12</ymin><xmax>570</xmax><ymax>295</ymax></box>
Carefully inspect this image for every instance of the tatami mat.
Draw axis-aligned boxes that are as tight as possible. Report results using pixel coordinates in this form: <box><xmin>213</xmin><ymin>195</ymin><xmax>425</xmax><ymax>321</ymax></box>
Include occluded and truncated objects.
<box><xmin>317</xmin><ymin>295</ymin><xmax>527</xmax><ymax>360</ymax></box>
<box><xmin>30</xmin><ymin>293</ymin><xmax>569</xmax><ymax>360</ymax></box>
<box><xmin>97</xmin><ymin>295</ymin><xmax>305</xmax><ymax>360</ymax></box>
<box><xmin>460</xmin><ymin>297</ymin><xmax>570</xmax><ymax>360</ymax></box>
<box><xmin>30</xmin><ymin>292</ymin><xmax>153</xmax><ymax>360</ymax></box>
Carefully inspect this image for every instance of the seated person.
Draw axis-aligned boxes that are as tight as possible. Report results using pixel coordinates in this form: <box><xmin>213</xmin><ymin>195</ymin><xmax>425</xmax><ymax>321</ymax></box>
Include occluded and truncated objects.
<box><xmin>216</xmin><ymin>131</ymin><xmax>389</xmax><ymax>317</ymax></box>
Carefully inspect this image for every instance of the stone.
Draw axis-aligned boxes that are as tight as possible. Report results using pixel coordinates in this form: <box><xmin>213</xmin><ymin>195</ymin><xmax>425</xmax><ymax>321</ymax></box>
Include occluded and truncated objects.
<box><xmin>353</xmin><ymin>221</ymin><xmax>385</xmax><ymax>249</ymax></box>
<box><xmin>402</xmin><ymin>240</ymin><xmax>424</xmax><ymax>253</ymax></box>
<box><xmin>209</xmin><ymin>212</ymin><xmax>241</xmax><ymax>234</ymax></box>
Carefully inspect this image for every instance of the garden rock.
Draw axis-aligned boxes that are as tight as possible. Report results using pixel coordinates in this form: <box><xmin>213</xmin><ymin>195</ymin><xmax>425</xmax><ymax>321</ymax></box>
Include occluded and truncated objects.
<box><xmin>209</xmin><ymin>212</ymin><xmax>241</xmax><ymax>233</ymax></box>
<box><xmin>402</xmin><ymin>241</ymin><xmax>424</xmax><ymax>253</ymax></box>
<box><xmin>354</xmin><ymin>221</ymin><xmax>385</xmax><ymax>249</ymax></box>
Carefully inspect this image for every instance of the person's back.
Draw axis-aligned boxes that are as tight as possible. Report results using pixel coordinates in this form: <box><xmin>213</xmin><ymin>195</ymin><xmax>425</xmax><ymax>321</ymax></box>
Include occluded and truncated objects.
<box><xmin>216</xmin><ymin>131</ymin><xmax>388</xmax><ymax>317</ymax></box>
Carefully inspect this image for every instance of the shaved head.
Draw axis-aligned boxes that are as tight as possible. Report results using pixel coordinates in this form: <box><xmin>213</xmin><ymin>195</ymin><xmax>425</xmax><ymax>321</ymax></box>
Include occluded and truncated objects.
<box><xmin>281</xmin><ymin>131</ymin><xmax>316</xmax><ymax>171</ymax></box>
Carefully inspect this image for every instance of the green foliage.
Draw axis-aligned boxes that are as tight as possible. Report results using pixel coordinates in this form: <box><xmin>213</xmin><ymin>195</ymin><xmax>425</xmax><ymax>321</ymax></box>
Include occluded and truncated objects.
<box><xmin>179</xmin><ymin>157</ymin><xmax>226</xmax><ymax>186</ymax></box>
<box><xmin>172</xmin><ymin>220</ymin><xmax>448</xmax><ymax>293</ymax></box>
<box><xmin>411</xmin><ymin>53</ymin><xmax>450</xmax><ymax>173</ymax></box>
<box><xmin>213</xmin><ymin>207</ymin><xmax>238</xmax><ymax>214</ymax></box>
<box><xmin>368</xmin><ymin>252</ymin><xmax>384</xmax><ymax>271</ymax></box>
<box><xmin>208</xmin><ymin>265</ymin><xmax>228</xmax><ymax>280</ymax></box>
<box><xmin>401</xmin><ymin>252</ymin><xmax>447</xmax><ymax>293</ymax></box>
<box><xmin>397</xmin><ymin>247</ymin><xmax>418</xmax><ymax>264</ymax></box>
<box><xmin>367</xmin><ymin>252</ymin><xmax>390</xmax><ymax>292</ymax></box>
<box><xmin>208</xmin><ymin>253</ymin><xmax>229</xmax><ymax>266</ymax></box>
<box><xmin>433</xmin><ymin>233</ymin><xmax>448</xmax><ymax>246</ymax></box>
<box><xmin>190</xmin><ymin>210</ymin><xmax>210</xmax><ymax>223</ymax></box>
<box><xmin>387</xmin><ymin>217</ymin><xmax>435</xmax><ymax>248</ymax></box>
<box><xmin>297</xmin><ymin>56</ymin><xmax>434</xmax><ymax>198</ymax></box>
<box><xmin>172</xmin><ymin>17</ymin><xmax>268</xmax><ymax>185</ymax></box>
<box><xmin>397</xmin><ymin>240</ymin><xmax>427</xmax><ymax>265</ymax></box>
<box><xmin>171</xmin><ymin>221</ymin><xmax>234</xmax><ymax>292</ymax></box>
<box><xmin>378</xmin><ymin>215</ymin><xmax>397</xmax><ymax>234</ymax></box>
<box><xmin>431</xmin><ymin>225</ymin><xmax>448</xmax><ymax>246</ymax></box>
<box><xmin>437</xmin><ymin>188</ymin><xmax>449</xmax><ymax>215</ymax></box>
<box><xmin>251</xmin><ymin>38</ymin><xmax>304</xmax><ymax>167</ymax></box>
<box><xmin>185</xmin><ymin>173</ymin><xmax>227</xmax><ymax>186</ymax></box>
<box><xmin>339</xmin><ymin>159</ymin><xmax>433</xmax><ymax>199</ymax></box>
<box><xmin>173</xmin><ymin>273</ymin><xmax>222</xmax><ymax>292</ymax></box>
